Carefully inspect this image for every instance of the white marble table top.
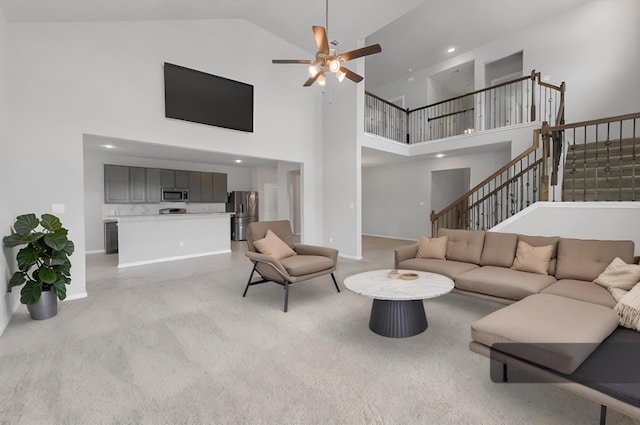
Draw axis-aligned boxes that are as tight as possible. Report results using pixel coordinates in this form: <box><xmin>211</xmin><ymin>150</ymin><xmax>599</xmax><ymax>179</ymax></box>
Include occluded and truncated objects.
<box><xmin>344</xmin><ymin>270</ymin><xmax>454</xmax><ymax>301</ymax></box>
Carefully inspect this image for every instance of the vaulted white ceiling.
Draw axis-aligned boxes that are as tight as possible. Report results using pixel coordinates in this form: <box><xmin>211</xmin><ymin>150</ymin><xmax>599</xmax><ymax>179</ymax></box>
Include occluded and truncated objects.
<box><xmin>0</xmin><ymin>0</ymin><xmax>592</xmax><ymax>89</ymax></box>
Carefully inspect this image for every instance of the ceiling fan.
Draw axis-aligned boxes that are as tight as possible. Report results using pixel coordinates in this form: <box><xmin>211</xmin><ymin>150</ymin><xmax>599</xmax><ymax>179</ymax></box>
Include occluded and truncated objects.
<box><xmin>271</xmin><ymin>0</ymin><xmax>382</xmax><ymax>87</ymax></box>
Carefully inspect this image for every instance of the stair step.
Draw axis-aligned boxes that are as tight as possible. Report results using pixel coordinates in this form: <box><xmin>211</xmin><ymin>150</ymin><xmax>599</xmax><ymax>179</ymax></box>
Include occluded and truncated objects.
<box><xmin>565</xmin><ymin>154</ymin><xmax>638</xmax><ymax>168</ymax></box>
<box><xmin>567</xmin><ymin>137</ymin><xmax>640</xmax><ymax>151</ymax></box>
<box><xmin>562</xmin><ymin>187</ymin><xmax>640</xmax><ymax>202</ymax></box>
<box><xmin>567</xmin><ymin>144</ymin><xmax>638</xmax><ymax>161</ymax></box>
<box><xmin>565</xmin><ymin>164</ymin><xmax>640</xmax><ymax>179</ymax></box>
<box><xmin>562</xmin><ymin>175</ymin><xmax>640</xmax><ymax>190</ymax></box>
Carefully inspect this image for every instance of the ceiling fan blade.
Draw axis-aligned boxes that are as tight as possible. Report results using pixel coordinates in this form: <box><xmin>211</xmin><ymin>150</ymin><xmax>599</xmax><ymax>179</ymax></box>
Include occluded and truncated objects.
<box><xmin>272</xmin><ymin>59</ymin><xmax>314</xmax><ymax>64</ymax></box>
<box><xmin>340</xmin><ymin>66</ymin><xmax>363</xmax><ymax>83</ymax></box>
<box><xmin>313</xmin><ymin>26</ymin><xmax>330</xmax><ymax>54</ymax></box>
<box><xmin>339</xmin><ymin>44</ymin><xmax>382</xmax><ymax>62</ymax></box>
<box><xmin>303</xmin><ymin>72</ymin><xmax>321</xmax><ymax>87</ymax></box>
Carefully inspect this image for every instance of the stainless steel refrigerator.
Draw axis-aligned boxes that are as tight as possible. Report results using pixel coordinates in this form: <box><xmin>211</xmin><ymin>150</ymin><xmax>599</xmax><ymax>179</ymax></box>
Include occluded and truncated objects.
<box><xmin>226</xmin><ymin>191</ymin><xmax>259</xmax><ymax>241</ymax></box>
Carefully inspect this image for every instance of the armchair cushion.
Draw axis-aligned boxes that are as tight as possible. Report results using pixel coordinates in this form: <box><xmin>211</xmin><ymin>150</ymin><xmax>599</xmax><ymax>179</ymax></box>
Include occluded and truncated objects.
<box><xmin>253</xmin><ymin>229</ymin><xmax>297</xmax><ymax>260</ymax></box>
<box><xmin>280</xmin><ymin>255</ymin><xmax>335</xmax><ymax>276</ymax></box>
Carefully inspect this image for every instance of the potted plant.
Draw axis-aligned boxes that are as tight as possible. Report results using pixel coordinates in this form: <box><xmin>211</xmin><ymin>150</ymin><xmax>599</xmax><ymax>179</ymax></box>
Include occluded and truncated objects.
<box><xmin>3</xmin><ymin>213</ymin><xmax>74</xmax><ymax>320</ymax></box>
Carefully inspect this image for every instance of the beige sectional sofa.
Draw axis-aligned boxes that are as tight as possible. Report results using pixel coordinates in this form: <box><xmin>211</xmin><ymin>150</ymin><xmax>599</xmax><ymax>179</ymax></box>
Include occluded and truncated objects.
<box><xmin>394</xmin><ymin>228</ymin><xmax>640</xmax><ymax>423</ymax></box>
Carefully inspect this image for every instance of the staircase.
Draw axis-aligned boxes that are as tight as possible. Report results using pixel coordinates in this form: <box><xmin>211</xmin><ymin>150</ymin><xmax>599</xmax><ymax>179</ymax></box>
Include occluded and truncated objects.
<box><xmin>563</xmin><ymin>137</ymin><xmax>640</xmax><ymax>201</ymax></box>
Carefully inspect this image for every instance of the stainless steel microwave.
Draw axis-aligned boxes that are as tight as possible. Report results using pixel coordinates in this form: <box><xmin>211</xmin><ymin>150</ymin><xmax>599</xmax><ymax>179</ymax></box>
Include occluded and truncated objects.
<box><xmin>161</xmin><ymin>188</ymin><xmax>189</xmax><ymax>202</ymax></box>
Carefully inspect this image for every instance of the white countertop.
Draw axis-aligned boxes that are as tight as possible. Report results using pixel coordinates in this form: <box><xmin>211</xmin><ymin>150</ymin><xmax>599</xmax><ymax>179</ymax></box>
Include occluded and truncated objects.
<box><xmin>104</xmin><ymin>212</ymin><xmax>233</xmax><ymax>222</ymax></box>
<box><xmin>344</xmin><ymin>270</ymin><xmax>454</xmax><ymax>301</ymax></box>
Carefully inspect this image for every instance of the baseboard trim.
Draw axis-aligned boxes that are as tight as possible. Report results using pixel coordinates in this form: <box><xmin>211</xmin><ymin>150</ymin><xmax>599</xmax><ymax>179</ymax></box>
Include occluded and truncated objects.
<box><xmin>85</xmin><ymin>249</ymin><xmax>106</xmax><ymax>255</ymax></box>
<box><xmin>362</xmin><ymin>233</ymin><xmax>417</xmax><ymax>242</ymax></box>
<box><xmin>117</xmin><ymin>250</ymin><xmax>231</xmax><ymax>268</ymax></box>
<box><xmin>339</xmin><ymin>253</ymin><xmax>363</xmax><ymax>260</ymax></box>
<box><xmin>65</xmin><ymin>292</ymin><xmax>88</xmax><ymax>301</ymax></box>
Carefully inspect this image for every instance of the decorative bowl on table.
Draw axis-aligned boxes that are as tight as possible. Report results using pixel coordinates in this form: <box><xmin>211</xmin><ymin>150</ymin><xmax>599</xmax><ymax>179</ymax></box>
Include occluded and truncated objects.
<box><xmin>387</xmin><ymin>269</ymin><xmax>401</xmax><ymax>279</ymax></box>
<box><xmin>399</xmin><ymin>272</ymin><xmax>419</xmax><ymax>280</ymax></box>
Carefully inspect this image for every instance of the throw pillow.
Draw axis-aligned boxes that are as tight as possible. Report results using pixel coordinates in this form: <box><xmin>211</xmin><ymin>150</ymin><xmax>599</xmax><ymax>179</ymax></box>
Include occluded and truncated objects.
<box><xmin>593</xmin><ymin>257</ymin><xmax>640</xmax><ymax>301</ymax></box>
<box><xmin>416</xmin><ymin>235</ymin><xmax>448</xmax><ymax>259</ymax></box>
<box><xmin>614</xmin><ymin>283</ymin><xmax>640</xmax><ymax>331</ymax></box>
<box><xmin>253</xmin><ymin>229</ymin><xmax>296</xmax><ymax>260</ymax></box>
<box><xmin>511</xmin><ymin>241</ymin><xmax>554</xmax><ymax>275</ymax></box>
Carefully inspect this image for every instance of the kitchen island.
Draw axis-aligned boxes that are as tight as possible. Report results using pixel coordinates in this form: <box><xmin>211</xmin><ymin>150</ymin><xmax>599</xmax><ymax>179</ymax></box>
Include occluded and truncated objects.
<box><xmin>114</xmin><ymin>213</ymin><xmax>232</xmax><ymax>268</ymax></box>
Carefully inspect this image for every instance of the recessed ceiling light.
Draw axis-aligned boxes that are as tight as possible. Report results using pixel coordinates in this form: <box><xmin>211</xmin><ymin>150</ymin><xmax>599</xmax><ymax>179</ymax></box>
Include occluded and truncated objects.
<box><xmin>102</xmin><ymin>144</ymin><xmax>116</xmax><ymax>149</ymax></box>
<box><xmin>436</xmin><ymin>153</ymin><xmax>445</xmax><ymax>158</ymax></box>
<box><xmin>235</xmin><ymin>159</ymin><xmax>242</xmax><ymax>163</ymax></box>
<box><xmin>447</xmin><ymin>47</ymin><xmax>456</xmax><ymax>54</ymax></box>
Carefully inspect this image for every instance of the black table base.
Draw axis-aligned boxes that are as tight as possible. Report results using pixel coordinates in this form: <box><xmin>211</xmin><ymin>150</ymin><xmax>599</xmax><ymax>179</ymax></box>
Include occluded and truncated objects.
<box><xmin>369</xmin><ymin>299</ymin><xmax>428</xmax><ymax>338</ymax></box>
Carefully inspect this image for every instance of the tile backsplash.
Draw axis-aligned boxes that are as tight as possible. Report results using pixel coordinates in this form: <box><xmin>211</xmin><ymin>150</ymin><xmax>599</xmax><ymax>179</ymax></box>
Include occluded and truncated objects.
<box><xmin>103</xmin><ymin>202</ymin><xmax>226</xmax><ymax>218</ymax></box>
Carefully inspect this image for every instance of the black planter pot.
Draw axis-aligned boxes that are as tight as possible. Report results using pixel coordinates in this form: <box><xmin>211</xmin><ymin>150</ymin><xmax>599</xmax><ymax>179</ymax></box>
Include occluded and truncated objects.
<box><xmin>26</xmin><ymin>290</ymin><xmax>58</xmax><ymax>320</ymax></box>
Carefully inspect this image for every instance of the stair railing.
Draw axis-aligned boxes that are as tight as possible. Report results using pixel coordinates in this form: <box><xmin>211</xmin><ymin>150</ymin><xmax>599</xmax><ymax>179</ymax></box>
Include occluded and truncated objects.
<box><xmin>430</xmin><ymin>126</ymin><xmax>549</xmax><ymax>235</ymax></box>
<box><xmin>365</xmin><ymin>70</ymin><xmax>566</xmax><ymax>144</ymax></box>
<box><xmin>546</xmin><ymin>112</ymin><xmax>640</xmax><ymax>202</ymax></box>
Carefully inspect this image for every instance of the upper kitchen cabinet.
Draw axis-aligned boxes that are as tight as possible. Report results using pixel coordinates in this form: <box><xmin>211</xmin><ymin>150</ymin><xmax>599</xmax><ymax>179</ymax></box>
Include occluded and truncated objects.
<box><xmin>201</xmin><ymin>172</ymin><xmax>214</xmax><ymax>203</ymax></box>
<box><xmin>104</xmin><ymin>165</ymin><xmax>130</xmax><ymax>203</ymax></box>
<box><xmin>129</xmin><ymin>167</ymin><xmax>147</xmax><ymax>203</ymax></box>
<box><xmin>213</xmin><ymin>173</ymin><xmax>227</xmax><ymax>202</ymax></box>
<box><xmin>146</xmin><ymin>168</ymin><xmax>162</xmax><ymax>203</ymax></box>
<box><xmin>189</xmin><ymin>171</ymin><xmax>202</xmax><ymax>203</ymax></box>
<box><xmin>161</xmin><ymin>169</ymin><xmax>189</xmax><ymax>188</ymax></box>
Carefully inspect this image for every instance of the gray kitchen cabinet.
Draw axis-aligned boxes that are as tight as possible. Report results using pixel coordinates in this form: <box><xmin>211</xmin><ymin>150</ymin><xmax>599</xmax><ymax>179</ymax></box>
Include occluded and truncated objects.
<box><xmin>104</xmin><ymin>221</ymin><xmax>118</xmax><ymax>254</ymax></box>
<box><xmin>146</xmin><ymin>168</ymin><xmax>162</xmax><ymax>203</ymax></box>
<box><xmin>161</xmin><ymin>169</ymin><xmax>189</xmax><ymax>188</ymax></box>
<box><xmin>161</xmin><ymin>169</ymin><xmax>175</xmax><ymax>188</ymax></box>
<box><xmin>189</xmin><ymin>171</ymin><xmax>202</xmax><ymax>203</ymax></box>
<box><xmin>201</xmin><ymin>172</ymin><xmax>214</xmax><ymax>203</ymax></box>
<box><xmin>176</xmin><ymin>170</ymin><xmax>189</xmax><ymax>188</ymax></box>
<box><xmin>129</xmin><ymin>167</ymin><xmax>146</xmax><ymax>203</ymax></box>
<box><xmin>104</xmin><ymin>165</ymin><xmax>130</xmax><ymax>203</ymax></box>
<box><xmin>213</xmin><ymin>173</ymin><xmax>228</xmax><ymax>202</ymax></box>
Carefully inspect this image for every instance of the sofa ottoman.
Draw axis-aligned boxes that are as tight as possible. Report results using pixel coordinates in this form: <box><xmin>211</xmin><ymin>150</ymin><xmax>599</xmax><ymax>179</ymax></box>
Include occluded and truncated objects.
<box><xmin>471</xmin><ymin>293</ymin><xmax>619</xmax><ymax>374</ymax></box>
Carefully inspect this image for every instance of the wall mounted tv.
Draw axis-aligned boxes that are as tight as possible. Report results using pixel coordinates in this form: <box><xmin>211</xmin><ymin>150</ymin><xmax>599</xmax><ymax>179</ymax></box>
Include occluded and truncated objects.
<box><xmin>164</xmin><ymin>62</ymin><xmax>254</xmax><ymax>133</ymax></box>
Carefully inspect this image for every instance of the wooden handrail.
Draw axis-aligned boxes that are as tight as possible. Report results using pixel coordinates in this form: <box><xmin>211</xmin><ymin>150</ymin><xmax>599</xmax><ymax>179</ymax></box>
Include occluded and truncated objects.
<box><xmin>431</xmin><ymin>127</ymin><xmax>544</xmax><ymax>224</ymax></box>
<box><xmin>409</xmin><ymin>72</ymin><xmax>539</xmax><ymax>113</ymax></box>
<box><xmin>365</xmin><ymin>91</ymin><xmax>407</xmax><ymax>113</ymax></box>
<box><xmin>428</xmin><ymin>107</ymin><xmax>475</xmax><ymax>122</ymax></box>
<box><xmin>546</xmin><ymin>112</ymin><xmax>640</xmax><ymax>132</ymax></box>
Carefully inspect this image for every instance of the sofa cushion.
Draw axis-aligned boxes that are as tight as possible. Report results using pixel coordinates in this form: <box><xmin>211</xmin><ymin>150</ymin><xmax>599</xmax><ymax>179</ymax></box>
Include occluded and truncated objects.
<box><xmin>471</xmin><ymin>293</ymin><xmax>619</xmax><ymax>374</ymax></box>
<box><xmin>480</xmin><ymin>231</ymin><xmax>518</xmax><ymax>267</ymax></box>
<box><xmin>511</xmin><ymin>241</ymin><xmax>554</xmax><ymax>275</ymax></box>
<box><xmin>517</xmin><ymin>234</ymin><xmax>560</xmax><ymax>275</ymax></box>
<box><xmin>455</xmin><ymin>266</ymin><xmax>556</xmax><ymax>301</ymax></box>
<box><xmin>396</xmin><ymin>258</ymin><xmax>478</xmax><ymax>280</ymax></box>
<box><xmin>614</xmin><ymin>282</ymin><xmax>640</xmax><ymax>331</ymax></box>
<box><xmin>555</xmin><ymin>238</ymin><xmax>635</xmax><ymax>281</ymax></box>
<box><xmin>416</xmin><ymin>235</ymin><xmax>448</xmax><ymax>259</ymax></box>
<box><xmin>541</xmin><ymin>279</ymin><xmax>616</xmax><ymax>308</ymax></box>
<box><xmin>593</xmin><ymin>257</ymin><xmax>640</xmax><ymax>296</ymax></box>
<box><xmin>438</xmin><ymin>228</ymin><xmax>485</xmax><ymax>264</ymax></box>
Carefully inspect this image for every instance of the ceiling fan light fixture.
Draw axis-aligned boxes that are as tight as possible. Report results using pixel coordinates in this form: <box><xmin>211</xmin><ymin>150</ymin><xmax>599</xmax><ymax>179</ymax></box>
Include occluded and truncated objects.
<box><xmin>308</xmin><ymin>64</ymin><xmax>321</xmax><ymax>78</ymax></box>
<box><xmin>328</xmin><ymin>59</ymin><xmax>341</xmax><ymax>73</ymax></box>
<box><xmin>335</xmin><ymin>69</ymin><xmax>346</xmax><ymax>82</ymax></box>
<box><xmin>317</xmin><ymin>73</ymin><xmax>327</xmax><ymax>87</ymax></box>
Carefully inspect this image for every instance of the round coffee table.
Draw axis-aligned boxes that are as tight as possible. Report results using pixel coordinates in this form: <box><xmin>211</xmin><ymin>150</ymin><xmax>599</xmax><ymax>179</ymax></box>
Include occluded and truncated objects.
<box><xmin>344</xmin><ymin>270</ymin><xmax>454</xmax><ymax>338</ymax></box>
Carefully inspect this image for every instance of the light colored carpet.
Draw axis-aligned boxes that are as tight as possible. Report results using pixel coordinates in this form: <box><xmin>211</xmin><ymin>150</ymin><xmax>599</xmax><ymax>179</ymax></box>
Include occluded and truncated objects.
<box><xmin>0</xmin><ymin>236</ymin><xmax>638</xmax><ymax>424</ymax></box>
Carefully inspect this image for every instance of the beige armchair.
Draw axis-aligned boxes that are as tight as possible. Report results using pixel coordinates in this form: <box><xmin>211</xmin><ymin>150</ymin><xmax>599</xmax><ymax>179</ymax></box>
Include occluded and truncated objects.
<box><xmin>243</xmin><ymin>220</ymin><xmax>340</xmax><ymax>312</ymax></box>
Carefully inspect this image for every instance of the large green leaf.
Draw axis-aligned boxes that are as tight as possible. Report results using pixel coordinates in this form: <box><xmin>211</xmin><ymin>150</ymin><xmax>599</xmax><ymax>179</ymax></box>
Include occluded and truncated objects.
<box><xmin>57</xmin><ymin>262</ymin><xmax>71</xmax><ymax>276</ymax></box>
<box><xmin>20</xmin><ymin>281</ymin><xmax>42</xmax><ymax>305</ymax></box>
<box><xmin>44</xmin><ymin>232</ymin><xmax>68</xmax><ymax>251</ymax></box>
<box><xmin>44</xmin><ymin>250</ymin><xmax>68</xmax><ymax>266</ymax></box>
<box><xmin>51</xmin><ymin>280</ymin><xmax>67</xmax><ymax>301</ymax></box>
<box><xmin>38</xmin><ymin>267</ymin><xmax>57</xmax><ymax>284</ymax></box>
<box><xmin>40</xmin><ymin>214</ymin><xmax>63</xmax><ymax>232</ymax></box>
<box><xmin>16</xmin><ymin>246</ymin><xmax>40</xmax><ymax>270</ymax></box>
<box><xmin>63</xmin><ymin>240</ymin><xmax>75</xmax><ymax>256</ymax></box>
<box><xmin>3</xmin><ymin>232</ymin><xmax>42</xmax><ymax>248</ymax></box>
<box><xmin>8</xmin><ymin>272</ymin><xmax>26</xmax><ymax>290</ymax></box>
<box><xmin>14</xmin><ymin>214</ymin><xmax>39</xmax><ymax>235</ymax></box>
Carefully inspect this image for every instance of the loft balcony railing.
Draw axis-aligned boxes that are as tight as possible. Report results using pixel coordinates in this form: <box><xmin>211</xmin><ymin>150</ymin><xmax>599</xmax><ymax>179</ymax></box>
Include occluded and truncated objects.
<box><xmin>365</xmin><ymin>70</ymin><xmax>565</xmax><ymax>144</ymax></box>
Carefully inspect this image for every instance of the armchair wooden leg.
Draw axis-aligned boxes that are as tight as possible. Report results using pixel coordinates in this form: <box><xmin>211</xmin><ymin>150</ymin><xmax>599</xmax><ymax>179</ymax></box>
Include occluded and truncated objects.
<box><xmin>283</xmin><ymin>281</ymin><xmax>290</xmax><ymax>312</ymax></box>
<box><xmin>331</xmin><ymin>273</ymin><xmax>340</xmax><ymax>292</ymax></box>
<box><xmin>243</xmin><ymin>264</ymin><xmax>257</xmax><ymax>297</ymax></box>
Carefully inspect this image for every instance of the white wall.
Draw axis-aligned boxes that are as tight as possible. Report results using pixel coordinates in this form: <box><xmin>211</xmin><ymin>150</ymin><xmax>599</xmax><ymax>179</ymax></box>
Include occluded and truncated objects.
<box><xmin>362</xmin><ymin>146</ymin><xmax>510</xmax><ymax>240</ymax></box>
<box><xmin>82</xmin><ymin>147</ymin><xmax>260</xmax><ymax>252</ymax></box>
<box><xmin>0</xmin><ymin>7</ymin><xmax>20</xmax><ymax>333</ymax></box>
<box><xmin>2</xmin><ymin>19</ymin><xmax>324</xmax><ymax>323</ymax></box>
<box><xmin>370</xmin><ymin>0</ymin><xmax>640</xmax><ymax>121</ymax></box>
<box><xmin>492</xmin><ymin>202</ymin><xmax>640</xmax><ymax>255</ymax></box>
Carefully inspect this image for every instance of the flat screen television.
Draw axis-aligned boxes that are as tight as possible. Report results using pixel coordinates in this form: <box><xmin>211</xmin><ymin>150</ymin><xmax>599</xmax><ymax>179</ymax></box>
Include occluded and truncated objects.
<box><xmin>164</xmin><ymin>62</ymin><xmax>254</xmax><ymax>133</ymax></box>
